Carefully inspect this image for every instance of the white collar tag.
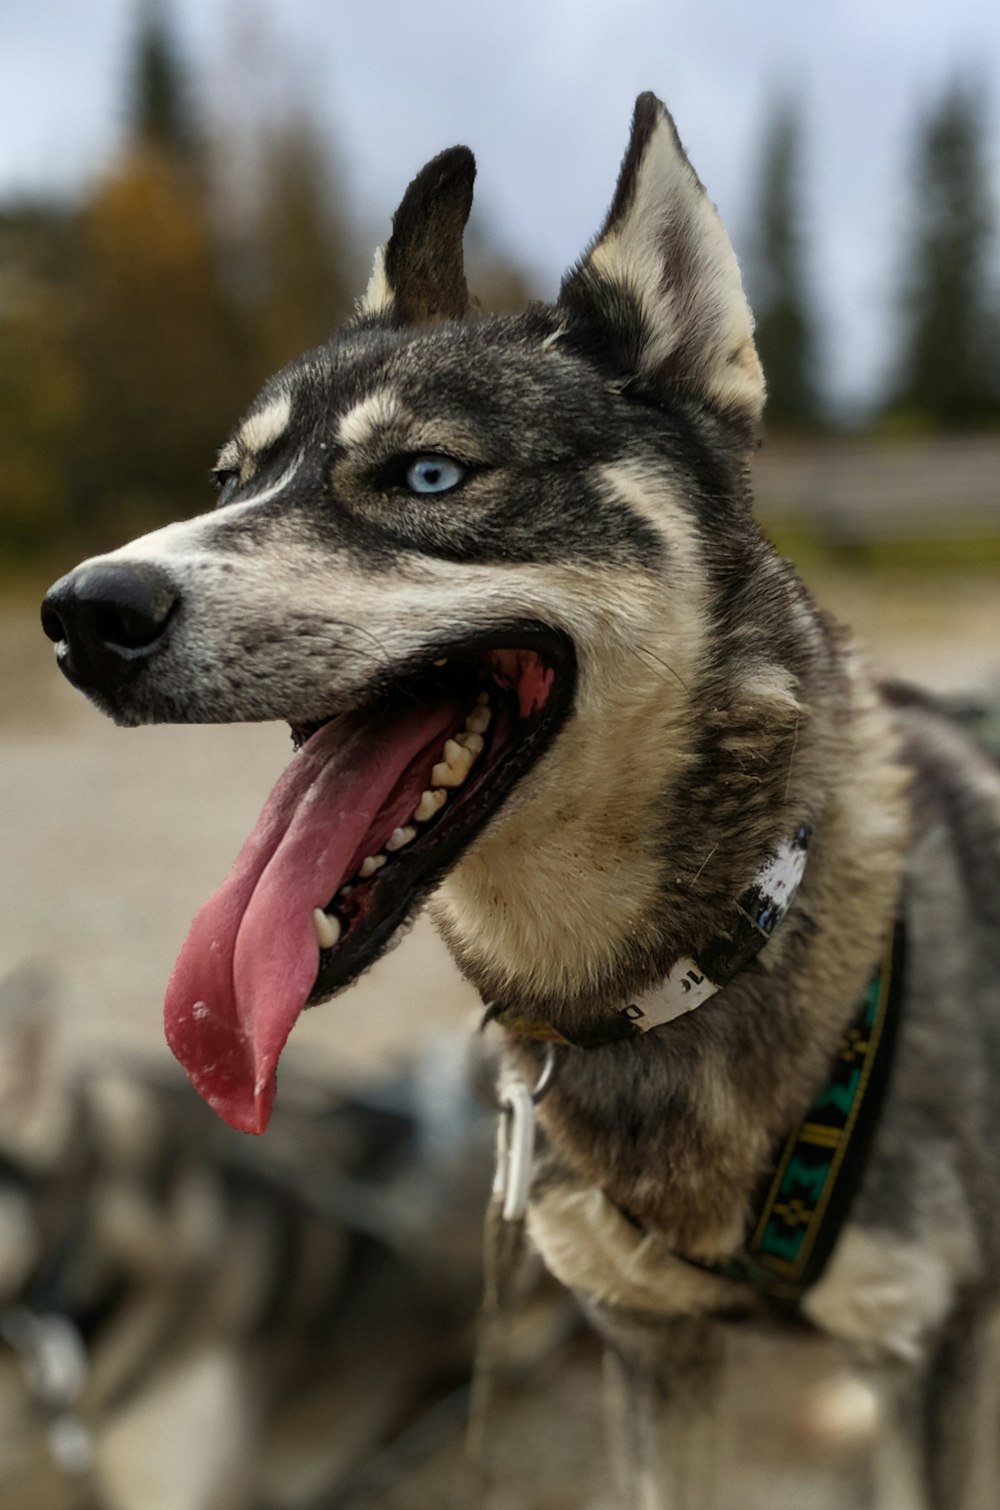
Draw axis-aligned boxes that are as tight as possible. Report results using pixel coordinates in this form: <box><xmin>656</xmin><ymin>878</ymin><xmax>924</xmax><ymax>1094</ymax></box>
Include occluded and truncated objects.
<box><xmin>613</xmin><ymin>827</ymin><xmax>810</xmax><ymax>1034</ymax></box>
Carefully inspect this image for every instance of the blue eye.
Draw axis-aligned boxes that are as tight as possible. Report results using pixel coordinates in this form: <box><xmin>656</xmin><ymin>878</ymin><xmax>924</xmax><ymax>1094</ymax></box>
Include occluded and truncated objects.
<box><xmin>405</xmin><ymin>454</ymin><xmax>466</xmax><ymax>495</ymax></box>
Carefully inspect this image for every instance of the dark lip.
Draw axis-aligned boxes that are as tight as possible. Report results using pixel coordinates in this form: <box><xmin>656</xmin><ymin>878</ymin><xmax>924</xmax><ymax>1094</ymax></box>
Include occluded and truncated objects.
<box><xmin>305</xmin><ymin>621</ymin><xmax>577</xmax><ymax>1005</ymax></box>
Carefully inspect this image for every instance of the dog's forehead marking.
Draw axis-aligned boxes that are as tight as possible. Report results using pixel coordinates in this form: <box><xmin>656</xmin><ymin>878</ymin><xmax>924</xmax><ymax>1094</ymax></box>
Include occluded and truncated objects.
<box><xmin>238</xmin><ymin>392</ymin><xmax>293</xmax><ymax>456</ymax></box>
<box><xmin>337</xmin><ymin>388</ymin><xmax>404</xmax><ymax>450</ymax></box>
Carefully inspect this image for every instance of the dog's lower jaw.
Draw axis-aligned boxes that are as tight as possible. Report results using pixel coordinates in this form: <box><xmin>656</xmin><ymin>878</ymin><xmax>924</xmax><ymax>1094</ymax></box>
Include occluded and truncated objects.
<box><xmin>431</xmin><ymin>825</ymin><xmax>665</xmax><ymax>1019</ymax></box>
<box><xmin>430</xmin><ymin>770</ymin><xmax>681</xmax><ymax>1025</ymax></box>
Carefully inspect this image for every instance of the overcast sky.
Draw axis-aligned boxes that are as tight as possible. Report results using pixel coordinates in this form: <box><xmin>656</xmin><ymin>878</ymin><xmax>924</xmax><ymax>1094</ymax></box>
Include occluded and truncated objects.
<box><xmin>4</xmin><ymin>0</ymin><xmax>999</xmax><ymax>409</ymax></box>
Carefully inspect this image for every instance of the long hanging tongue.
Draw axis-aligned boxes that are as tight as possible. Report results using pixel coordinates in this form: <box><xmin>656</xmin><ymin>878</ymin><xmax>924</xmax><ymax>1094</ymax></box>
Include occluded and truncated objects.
<box><xmin>165</xmin><ymin>700</ymin><xmax>459</xmax><ymax>1135</ymax></box>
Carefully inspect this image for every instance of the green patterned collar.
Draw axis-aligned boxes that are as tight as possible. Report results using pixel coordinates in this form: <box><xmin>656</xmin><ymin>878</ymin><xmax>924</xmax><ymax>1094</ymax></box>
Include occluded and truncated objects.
<box><xmin>666</xmin><ymin>922</ymin><xmax>906</xmax><ymax>1305</ymax></box>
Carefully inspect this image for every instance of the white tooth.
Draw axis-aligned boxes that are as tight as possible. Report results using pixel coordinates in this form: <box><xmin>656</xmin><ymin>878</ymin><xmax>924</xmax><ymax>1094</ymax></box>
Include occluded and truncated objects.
<box><xmin>432</xmin><ymin>743</ymin><xmax>474</xmax><ymax>787</ymax></box>
<box><xmin>359</xmin><ymin>854</ymin><xmax>386</xmax><ymax>878</ymax></box>
<box><xmin>455</xmin><ymin>731</ymin><xmax>484</xmax><ymax>754</ymax></box>
<box><xmin>386</xmin><ymin>825</ymin><xmax>417</xmax><ymax>851</ymax></box>
<box><xmin>432</xmin><ymin>762</ymin><xmax>468</xmax><ymax>788</ymax></box>
<box><xmin>383</xmin><ymin>915</ymin><xmax>416</xmax><ymax>955</ymax></box>
<box><xmin>476</xmin><ymin>690</ymin><xmax>491</xmax><ymax>706</ymax></box>
<box><xmin>414</xmin><ymin>788</ymin><xmax>447</xmax><ymax>822</ymax></box>
<box><xmin>465</xmin><ymin>707</ymin><xmax>491</xmax><ymax>734</ymax></box>
<box><xmin>313</xmin><ymin>909</ymin><xmax>341</xmax><ymax>949</ymax></box>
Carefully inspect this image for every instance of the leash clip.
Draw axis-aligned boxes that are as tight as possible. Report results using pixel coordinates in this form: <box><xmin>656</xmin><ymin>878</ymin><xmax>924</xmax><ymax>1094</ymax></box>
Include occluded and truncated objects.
<box><xmin>492</xmin><ymin>1045</ymin><xmax>558</xmax><ymax>1223</ymax></box>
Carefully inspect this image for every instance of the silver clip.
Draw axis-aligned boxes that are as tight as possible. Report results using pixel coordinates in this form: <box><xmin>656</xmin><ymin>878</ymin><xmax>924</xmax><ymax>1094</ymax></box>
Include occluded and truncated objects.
<box><xmin>492</xmin><ymin>1045</ymin><xmax>557</xmax><ymax>1223</ymax></box>
<box><xmin>494</xmin><ymin>1080</ymin><xmax>535</xmax><ymax>1222</ymax></box>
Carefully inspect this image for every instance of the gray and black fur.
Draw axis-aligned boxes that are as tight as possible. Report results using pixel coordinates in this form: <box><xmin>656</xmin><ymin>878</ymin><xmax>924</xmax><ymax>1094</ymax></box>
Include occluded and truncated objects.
<box><xmin>42</xmin><ymin>93</ymin><xmax>1000</xmax><ymax>1507</ymax></box>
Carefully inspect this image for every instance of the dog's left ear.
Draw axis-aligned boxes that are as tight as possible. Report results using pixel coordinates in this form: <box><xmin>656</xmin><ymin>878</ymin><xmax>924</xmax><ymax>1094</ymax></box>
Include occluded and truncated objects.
<box><xmin>559</xmin><ymin>93</ymin><xmax>764</xmax><ymax>433</ymax></box>
<box><xmin>356</xmin><ymin>146</ymin><xmax>476</xmax><ymax>326</ymax></box>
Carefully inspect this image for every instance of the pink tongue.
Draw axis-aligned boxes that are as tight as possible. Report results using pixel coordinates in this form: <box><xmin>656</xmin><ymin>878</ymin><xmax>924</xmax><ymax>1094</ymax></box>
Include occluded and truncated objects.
<box><xmin>165</xmin><ymin>701</ymin><xmax>458</xmax><ymax>1134</ymax></box>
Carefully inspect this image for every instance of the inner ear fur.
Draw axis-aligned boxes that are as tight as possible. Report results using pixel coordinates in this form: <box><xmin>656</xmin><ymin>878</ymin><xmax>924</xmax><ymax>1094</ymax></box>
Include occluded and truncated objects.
<box><xmin>559</xmin><ymin>92</ymin><xmax>765</xmax><ymax>433</ymax></box>
<box><xmin>357</xmin><ymin>146</ymin><xmax>476</xmax><ymax>327</ymax></box>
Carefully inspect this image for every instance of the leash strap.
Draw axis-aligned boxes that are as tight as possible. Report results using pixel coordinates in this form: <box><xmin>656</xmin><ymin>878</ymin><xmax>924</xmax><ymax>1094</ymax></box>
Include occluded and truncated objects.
<box><xmin>463</xmin><ymin>1049</ymin><xmax>558</xmax><ymax>1500</ymax></box>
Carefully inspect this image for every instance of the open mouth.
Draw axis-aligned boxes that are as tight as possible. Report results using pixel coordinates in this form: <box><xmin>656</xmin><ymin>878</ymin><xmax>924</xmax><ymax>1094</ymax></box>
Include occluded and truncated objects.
<box><xmin>164</xmin><ymin>623</ymin><xmax>575</xmax><ymax>1135</ymax></box>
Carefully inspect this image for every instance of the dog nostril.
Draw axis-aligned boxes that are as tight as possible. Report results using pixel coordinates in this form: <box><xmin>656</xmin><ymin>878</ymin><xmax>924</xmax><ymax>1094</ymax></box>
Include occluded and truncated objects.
<box><xmin>41</xmin><ymin>560</ymin><xmax>180</xmax><ymax>694</ymax></box>
<box><xmin>67</xmin><ymin>563</ymin><xmax>176</xmax><ymax>651</ymax></box>
<box><xmin>93</xmin><ymin>600</ymin><xmax>171</xmax><ymax>651</ymax></box>
<box><xmin>40</xmin><ymin>600</ymin><xmax>68</xmax><ymax>646</ymax></box>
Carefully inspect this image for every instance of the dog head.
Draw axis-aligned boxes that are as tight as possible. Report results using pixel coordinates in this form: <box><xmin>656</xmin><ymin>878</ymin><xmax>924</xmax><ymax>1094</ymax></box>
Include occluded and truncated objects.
<box><xmin>41</xmin><ymin>96</ymin><xmax>809</xmax><ymax>1133</ymax></box>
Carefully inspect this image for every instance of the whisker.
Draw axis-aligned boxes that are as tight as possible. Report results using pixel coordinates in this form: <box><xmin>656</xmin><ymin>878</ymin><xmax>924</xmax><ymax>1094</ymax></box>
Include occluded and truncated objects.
<box><xmin>630</xmin><ymin>642</ymin><xmax>690</xmax><ymax>694</ymax></box>
<box><xmin>784</xmin><ymin>717</ymin><xmax>801</xmax><ymax>802</ymax></box>
<box><xmin>691</xmin><ymin>844</ymin><xmax>718</xmax><ymax>886</ymax></box>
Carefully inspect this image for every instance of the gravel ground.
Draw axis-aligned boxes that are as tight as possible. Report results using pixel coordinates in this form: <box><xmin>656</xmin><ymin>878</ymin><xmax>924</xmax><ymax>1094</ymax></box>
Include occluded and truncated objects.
<box><xmin>4</xmin><ymin>571</ymin><xmax>1000</xmax><ymax>1508</ymax></box>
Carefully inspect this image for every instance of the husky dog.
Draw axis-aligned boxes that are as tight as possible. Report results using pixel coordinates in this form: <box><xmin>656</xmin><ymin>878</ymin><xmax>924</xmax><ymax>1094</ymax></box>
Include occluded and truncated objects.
<box><xmin>42</xmin><ymin>94</ymin><xmax>1000</xmax><ymax>1508</ymax></box>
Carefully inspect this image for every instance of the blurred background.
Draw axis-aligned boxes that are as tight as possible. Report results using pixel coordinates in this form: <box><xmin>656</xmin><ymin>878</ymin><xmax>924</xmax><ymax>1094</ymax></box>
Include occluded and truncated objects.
<box><xmin>2</xmin><ymin>2</ymin><xmax>999</xmax><ymax>1507</ymax></box>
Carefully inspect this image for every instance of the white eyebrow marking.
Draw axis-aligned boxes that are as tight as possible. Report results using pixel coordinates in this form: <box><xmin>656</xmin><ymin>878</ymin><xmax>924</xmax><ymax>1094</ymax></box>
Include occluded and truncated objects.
<box><xmin>238</xmin><ymin>392</ymin><xmax>292</xmax><ymax>455</ymax></box>
<box><xmin>337</xmin><ymin>388</ymin><xmax>402</xmax><ymax>449</ymax></box>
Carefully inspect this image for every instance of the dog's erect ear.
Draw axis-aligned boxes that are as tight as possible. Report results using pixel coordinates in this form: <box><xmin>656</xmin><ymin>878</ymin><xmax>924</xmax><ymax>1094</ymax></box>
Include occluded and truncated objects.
<box><xmin>559</xmin><ymin>93</ymin><xmax>764</xmax><ymax>430</ymax></box>
<box><xmin>356</xmin><ymin>146</ymin><xmax>475</xmax><ymax>326</ymax></box>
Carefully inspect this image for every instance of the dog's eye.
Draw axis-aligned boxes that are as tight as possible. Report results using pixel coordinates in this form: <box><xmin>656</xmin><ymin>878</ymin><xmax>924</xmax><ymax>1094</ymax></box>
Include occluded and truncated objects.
<box><xmin>213</xmin><ymin>470</ymin><xmax>240</xmax><ymax>506</ymax></box>
<box><xmin>405</xmin><ymin>455</ymin><xmax>466</xmax><ymax>496</ymax></box>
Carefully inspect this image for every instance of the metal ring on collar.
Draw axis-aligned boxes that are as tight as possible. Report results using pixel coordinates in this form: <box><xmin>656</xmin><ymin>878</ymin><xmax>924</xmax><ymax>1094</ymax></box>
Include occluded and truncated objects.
<box><xmin>530</xmin><ymin>1042</ymin><xmax>559</xmax><ymax>1103</ymax></box>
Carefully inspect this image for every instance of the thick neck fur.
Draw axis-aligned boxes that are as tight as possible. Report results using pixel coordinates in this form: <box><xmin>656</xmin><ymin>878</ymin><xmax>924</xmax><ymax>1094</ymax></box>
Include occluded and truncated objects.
<box><xmin>433</xmin><ymin>542</ymin><xmax>910</xmax><ymax>1256</ymax></box>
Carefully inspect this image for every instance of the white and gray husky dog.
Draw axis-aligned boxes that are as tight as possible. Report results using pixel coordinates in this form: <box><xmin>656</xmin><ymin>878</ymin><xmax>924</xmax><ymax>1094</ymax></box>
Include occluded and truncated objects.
<box><xmin>43</xmin><ymin>94</ymin><xmax>1000</xmax><ymax>1508</ymax></box>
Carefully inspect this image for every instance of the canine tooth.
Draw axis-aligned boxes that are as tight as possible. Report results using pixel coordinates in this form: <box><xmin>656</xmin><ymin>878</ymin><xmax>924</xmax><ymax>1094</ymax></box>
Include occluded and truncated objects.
<box><xmin>359</xmin><ymin>854</ymin><xmax>386</xmax><ymax>878</ymax></box>
<box><xmin>465</xmin><ymin>707</ymin><xmax>491</xmax><ymax>734</ymax></box>
<box><xmin>313</xmin><ymin>909</ymin><xmax>341</xmax><ymax>949</ymax></box>
<box><xmin>455</xmin><ymin>731</ymin><xmax>484</xmax><ymax>755</ymax></box>
<box><xmin>476</xmin><ymin>691</ymin><xmax>491</xmax><ymax>706</ymax></box>
<box><xmin>386</xmin><ymin>825</ymin><xmax>417</xmax><ymax>851</ymax></box>
<box><xmin>414</xmin><ymin>788</ymin><xmax>447</xmax><ymax>822</ymax></box>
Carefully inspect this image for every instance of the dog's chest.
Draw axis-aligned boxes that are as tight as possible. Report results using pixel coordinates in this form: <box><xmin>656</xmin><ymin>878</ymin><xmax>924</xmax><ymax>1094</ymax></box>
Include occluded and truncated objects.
<box><xmin>527</xmin><ymin>1173</ymin><xmax>752</xmax><ymax>1319</ymax></box>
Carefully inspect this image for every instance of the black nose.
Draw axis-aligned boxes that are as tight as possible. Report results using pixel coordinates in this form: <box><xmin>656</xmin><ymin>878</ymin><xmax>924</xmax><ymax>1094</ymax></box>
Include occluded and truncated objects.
<box><xmin>41</xmin><ymin>561</ymin><xmax>179</xmax><ymax>696</ymax></box>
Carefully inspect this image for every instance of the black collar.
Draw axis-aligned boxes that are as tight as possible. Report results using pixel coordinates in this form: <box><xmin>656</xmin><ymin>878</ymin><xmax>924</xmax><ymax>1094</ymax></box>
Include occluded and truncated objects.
<box><xmin>491</xmin><ymin>824</ymin><xmax>811</xmax><ymax>1048</ymax></box>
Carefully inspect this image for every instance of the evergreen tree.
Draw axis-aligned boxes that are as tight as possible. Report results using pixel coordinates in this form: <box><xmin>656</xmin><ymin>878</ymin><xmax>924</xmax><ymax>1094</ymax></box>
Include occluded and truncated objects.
<box><xmin>251</xmin><ymin>119</ymin><xmax>354</xmax><ymax>376</ymax></box>
<box><xmin>70</xmin><ymin>2</ymin><xmax>237</xmax><ymax>548</ymax></box>
<box><xmin>744</xmin><ymin>100</ymin><xmax>822</xmax><ymax>430</ymax></box>
<box><xmin>887</xmin><ymin>78</ymin><xmax>999</xmax><ymax>429</ymax></box>
<box><xmin>0</xmin><ymin>205</ymin><xmax>82</xmax><ymax>562</ymax></box>
<box><xmin>73</xmin><ymin>151</ymin><xmax>241</xmax><ymax>547</ymax></box>
<box><xmin>127</xmin><ymin>0</ymin><xmax>200</xmax><ymax>164</ymax></box>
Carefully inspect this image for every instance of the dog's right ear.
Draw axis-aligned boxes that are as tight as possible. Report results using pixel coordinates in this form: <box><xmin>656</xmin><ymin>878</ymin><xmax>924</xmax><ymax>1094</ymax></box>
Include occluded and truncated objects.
<box><xmin>559</xmin><ymin>93</ymin><xmax>764</xmax><ymax>434</ymax></box>
<box><xmin>355</xmin><ymin>146</ymin><xmax>475</xmax><ymax>326</ymax></box>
